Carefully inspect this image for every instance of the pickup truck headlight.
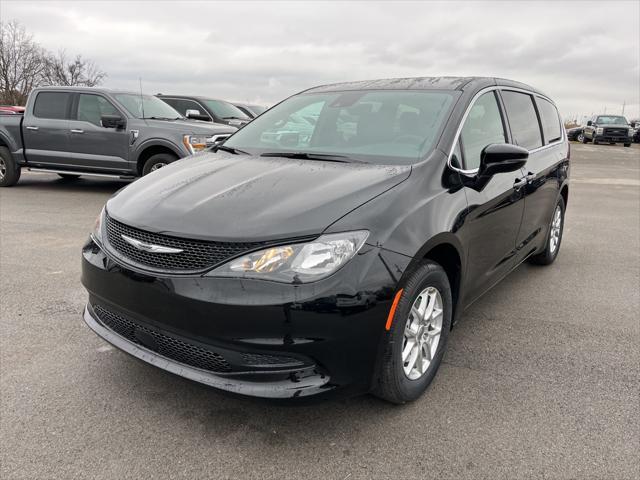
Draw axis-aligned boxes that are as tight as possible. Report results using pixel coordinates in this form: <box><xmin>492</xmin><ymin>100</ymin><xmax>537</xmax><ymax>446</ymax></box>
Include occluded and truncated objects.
<box><xmin>595</xmin><ymin>127</ymin><xmax>604</xmax><ymax>135</ymax></box>
<box><xmin>207</xmin><ymin>230</ymin><xmax>369</xmax><ymax>283</ymax></box>
<box><xmin>628</xmin><ymin>128</ymin><xmax>634</xmax><ymax>136</ymax></box>
<box><xmin>91</xmin><ymin>206</ymin><xmax>106</xmax><ymax>245</ymax></box>
<box><xmin>183</xmin><ymin>135</ymin><xmax>210</xmax><ymax>154</ymax></box>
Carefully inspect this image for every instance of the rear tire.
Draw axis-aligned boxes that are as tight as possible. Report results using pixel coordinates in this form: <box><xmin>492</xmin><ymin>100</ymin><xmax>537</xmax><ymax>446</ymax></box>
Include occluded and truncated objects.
<box><xmin>373</xmin><ymin>261</ymin><xmax>452</xmax><ymax>404</ymax></box>
<box><xmin>57</xmin><ymin>173</ymin><xmax>80</xmax><ymax>180</ymax></box>
<box><xmin>0</xmin><ymin>146</ymin><xmax>21</xmax><ymax>187</ymax></box>
<box><xmin>529</xmin><ymin>196</ymin><xmax>565</xmax><ymax>266</ymax></box>
<box><xmin>576</xmin><ymin>132</ymin><xmax>585</xmax><ymax>143</ymax></box>
<box><xmin>142</xmin><ymin>153</ymin><xmax>178</xmax><ymax>176</ymax></box>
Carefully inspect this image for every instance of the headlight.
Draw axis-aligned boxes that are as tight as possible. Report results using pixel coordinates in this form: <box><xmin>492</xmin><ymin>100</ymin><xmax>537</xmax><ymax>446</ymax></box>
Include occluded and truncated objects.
<box><xmin>183</xmin><ymin>135</ymin><xmax>210</xmax><ymax>154</ymax></box>
<box><xmin>208</xmin><ymin>230</ymin><xmax>369</xmax><ymax>283</ymax></box>
<box><xmin>91</xmin><ymin>206</ymin><xmax>106</xmax><ymax>245</ymax></box>
<box><xmin>596</xmin><ymin>127</ymin><xmax>603</xmax><ymax>135</ymax></box>
<box><xmin>628</xmin><ymin>128</ymin><xmax>634</xmax><ymax>136</ymax></box>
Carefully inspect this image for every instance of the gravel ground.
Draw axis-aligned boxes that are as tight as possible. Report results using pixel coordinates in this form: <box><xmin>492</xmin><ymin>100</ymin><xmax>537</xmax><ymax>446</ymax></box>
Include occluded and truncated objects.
<box><xmin>1</xmin><ymin>143</ymin><xmax>639</xmax><ymax>479</ymax></box>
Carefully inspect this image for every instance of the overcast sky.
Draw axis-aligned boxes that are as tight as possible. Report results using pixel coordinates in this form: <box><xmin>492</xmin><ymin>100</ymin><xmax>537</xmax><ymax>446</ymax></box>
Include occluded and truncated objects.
<box><xmin>2</xmin><ymin>0</ymin><xmax>639</xmax><ymax>121</ymax></box>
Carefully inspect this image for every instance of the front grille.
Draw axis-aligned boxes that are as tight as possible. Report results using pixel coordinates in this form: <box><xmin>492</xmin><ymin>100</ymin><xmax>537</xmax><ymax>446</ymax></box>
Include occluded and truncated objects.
<box><xmin>241</xmin><ymin>352</ymin><xmax>304</xmax><ymax>367</ymax></box>
<box><xmin>603</xmin><ymin>127</ymin><xmax>628</xmax><ymax>137</ymax></box>
<box><xmin>93</xmin><ymin>304</ymin><xmax>232</xmax><ymax>373</ymax></box>
<box><xmin>105</xmin><ymin>213</ymin><xmax>268</xmax><ymax>273</ymax></box>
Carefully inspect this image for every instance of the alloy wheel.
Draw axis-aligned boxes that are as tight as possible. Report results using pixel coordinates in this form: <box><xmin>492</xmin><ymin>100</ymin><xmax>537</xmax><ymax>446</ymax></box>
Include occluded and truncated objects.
<box><xmin>150</xmin><ymin>163</ymin><xmax>167</xmax><ymax>172</ymax></box>
<box><xmin>577</xmin><ymin>133</ymin><xmax>584</xmax><ymax>143</ymax></box>
<box><xmin>402</xmin><ymin>286</ymin><xmax>443</xmax><ymax>380</ymax></box>
<box><xmin>0</xmin><ymin>157</ymin><xmax>6</xmax><ymax>180</ymax></box>
<box><xmin>549</xmin><ymin>205</ymin><xmax>562</xmax><ymax>253</ymax></box>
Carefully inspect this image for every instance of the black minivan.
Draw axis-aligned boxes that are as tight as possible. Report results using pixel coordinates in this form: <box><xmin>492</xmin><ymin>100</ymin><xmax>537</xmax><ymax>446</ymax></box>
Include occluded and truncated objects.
<box><xmin>82</xmin><ymin>77</ymin><xmax>569</xmax><ymax>403</ymax></box>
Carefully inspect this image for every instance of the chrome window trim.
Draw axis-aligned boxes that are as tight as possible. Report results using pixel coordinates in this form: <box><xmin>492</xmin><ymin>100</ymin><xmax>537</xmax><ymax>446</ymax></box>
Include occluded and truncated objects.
<box><xmin>447</xmin><ymin>86</ymin><xmax>565</xmax><ymax>176</ymax></box>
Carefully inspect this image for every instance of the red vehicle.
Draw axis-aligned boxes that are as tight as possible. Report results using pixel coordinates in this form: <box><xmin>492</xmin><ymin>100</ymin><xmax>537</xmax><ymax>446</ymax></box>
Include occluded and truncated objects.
<box><xmin>0</xmin><ymin>106</ymin><xmax>26</xmax><ymax>114</ymax></box>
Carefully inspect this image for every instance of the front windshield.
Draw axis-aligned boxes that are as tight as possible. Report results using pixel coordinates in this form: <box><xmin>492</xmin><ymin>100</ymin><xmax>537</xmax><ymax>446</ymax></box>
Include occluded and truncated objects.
<box><xmin>596</xmin><ymin>115</ymin><xmax>629</xmax><ymax>125</ymax></box>
<box><xmin>223</xmin><ymin>89</ymin><xmax>456</xmax><ymax>164</ymax></box>
<box><xmin>115</xmin><ymin>94</ymin><xmax>183</xmax><ymax>120</ymax></box>
<box><xmin>202</xmin><ymin>99</ymin><xmax>250</xmax><ymax>120</ymax></box>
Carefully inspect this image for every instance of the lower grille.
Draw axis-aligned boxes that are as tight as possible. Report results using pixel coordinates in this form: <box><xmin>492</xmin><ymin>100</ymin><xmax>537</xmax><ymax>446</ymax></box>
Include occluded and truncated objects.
<box><xmin>93</xmin><ymin>305</ymin><xmax>232</xmax><ymax>373</ymax></box>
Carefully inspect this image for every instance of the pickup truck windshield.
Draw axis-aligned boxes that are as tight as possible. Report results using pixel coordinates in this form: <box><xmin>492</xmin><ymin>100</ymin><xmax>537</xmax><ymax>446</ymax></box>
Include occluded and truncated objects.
<box><xmin>115</xmin><ymin>94</ymin><xmax>183</xmax><ymax>120</ymax></box>
<box><xmin>595</xmin><ymin>115</ymin><xmax>629</xmax><ymax>125</ymax></box>
<box><xmin>223</xmin><ymin>90</ymin><xmax>456</xmax><ymax>165</ymax></box>
<box><xmin>202</xmin><ymin>99</ymin><xmax>250</xmax><ymax>120</ymax></box>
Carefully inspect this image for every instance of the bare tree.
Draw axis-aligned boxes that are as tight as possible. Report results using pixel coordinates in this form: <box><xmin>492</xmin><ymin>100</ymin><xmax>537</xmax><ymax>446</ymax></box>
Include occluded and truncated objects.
<box><xmin>0</xmin><ymin>20</ymin><xmax>47</xmax><ymax>105</ymax></box>
<box><xmin>43</xmin><ymin>50</ymin><xmax>106</xmax><ymax>87</ymax></box>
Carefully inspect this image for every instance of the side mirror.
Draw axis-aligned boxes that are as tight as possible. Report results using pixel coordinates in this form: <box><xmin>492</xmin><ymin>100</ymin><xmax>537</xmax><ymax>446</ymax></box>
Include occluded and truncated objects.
<box><xmin>587</xmin><ymin>120</ymin><xmax>593</xmax><ymax>126</ymax></box>
<box><xmin>185</xmin><ymin>109</ymin><xmax>211</xmax><ymax>121</ymax></box>
<box><xmin>479</xmin><ymin>144</ymin><xmax>528</xmax><ymax>177</ymax></box>
<box><xmin>630</xmin><ymin>122</ymin><xmax>636</xmax><ymax>128</ymax></box>
<box><xmin>101</xmin><ymin>114</ymin><xmax>125</xmax><ymax>129</ymax></box>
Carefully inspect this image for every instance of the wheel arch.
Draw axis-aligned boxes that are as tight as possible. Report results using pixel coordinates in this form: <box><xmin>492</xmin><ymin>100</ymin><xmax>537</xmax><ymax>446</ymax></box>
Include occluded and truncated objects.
<box><xmin>403</xmin><ymin>233</ymin><xmax>465</xmax><ymax>327</ymax></box>
<box><xmin>134</xmin><ymin>140</ymin><xmax>182</xmax><ymax>176</ymax></box>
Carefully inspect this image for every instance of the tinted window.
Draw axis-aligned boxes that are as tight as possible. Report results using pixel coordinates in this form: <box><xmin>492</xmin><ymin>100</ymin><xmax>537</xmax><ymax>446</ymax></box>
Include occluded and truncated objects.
<box><xmin>76</xmin><ymin>94</ymin><xmax>120</xmax><ymax>126</ymax></box>
<box><xmin>501</xmin><ymin>91</ymin><xmax>542</xmax><ymax>149</ymax></box>
<box><xmin>536</xmin><ymin>97</ymin><xmax>562</xmax><ymax>144</ymax></box>
<box><xmin>459</xmin><ymin>91</ymin><xmax>506</xmax><ymax>170</ymax></box>
<box><xmin>224</xmin><ymin>90</ymin><xmax>456</xmax><ymax>165</ymax></box>
<box><xmin>33</xmin><ymin>92</ymin><xmax>70</xmax><ymax>119</ymax></box>
<box><xmin>202</xmin><ymin>99</ymin><xmax>250</xmax><ymax>120</ymax></box>
<box><xmin>162</xmin><ymin>98</ymin><xmax>211</xmax><ymax>120</ymax></box>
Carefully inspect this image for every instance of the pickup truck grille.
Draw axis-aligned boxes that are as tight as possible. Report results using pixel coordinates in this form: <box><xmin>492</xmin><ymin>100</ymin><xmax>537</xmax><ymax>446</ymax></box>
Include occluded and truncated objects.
<box><xmin>104</xmin><ymin>213</ymin><xmax>268</xmax><ymax>273</ymax></box>
<box><xmin>603</xmin><ymin>127</ymin><xmax>628</xmax><ymax>137</ymax></box>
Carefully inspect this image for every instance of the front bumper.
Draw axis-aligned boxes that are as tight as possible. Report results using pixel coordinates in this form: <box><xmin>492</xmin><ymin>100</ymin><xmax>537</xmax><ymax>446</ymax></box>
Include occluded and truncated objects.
<box><xmin>81</xmin><ymin>238</ymin><xmax>411</xmax><ymax>400</ymax></box>
<box><xmin>593</xmin><ymin>135</ymin><xmax>631</xmax><ymax>143</ymax></box>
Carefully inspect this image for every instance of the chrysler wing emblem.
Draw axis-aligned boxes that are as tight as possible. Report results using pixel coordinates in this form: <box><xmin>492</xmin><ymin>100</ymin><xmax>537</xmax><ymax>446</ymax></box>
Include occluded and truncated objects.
<box><xmin>121</xmin><ymin>234</ymin><xmax>183</xmax><ymax>254</ymax></box>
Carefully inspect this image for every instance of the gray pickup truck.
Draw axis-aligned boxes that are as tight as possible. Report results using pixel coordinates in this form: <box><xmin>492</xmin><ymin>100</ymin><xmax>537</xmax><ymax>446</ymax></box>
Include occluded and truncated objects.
<box><xmin>0</xmin><ymin>86</ymin><xmax>236</xmax><ymax>187</ymax></box>
<box><xmin>581</xmin><ymin>114</ymin><xmax>634</xmax><ymax>146</ymax></box>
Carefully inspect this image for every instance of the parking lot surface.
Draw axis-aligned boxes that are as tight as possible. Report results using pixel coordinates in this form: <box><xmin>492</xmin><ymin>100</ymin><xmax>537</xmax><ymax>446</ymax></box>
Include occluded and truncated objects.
<box><xmin>1</xmin><ymin>143</ymin><xmax>639</xmax><ymax>479</ymax></box>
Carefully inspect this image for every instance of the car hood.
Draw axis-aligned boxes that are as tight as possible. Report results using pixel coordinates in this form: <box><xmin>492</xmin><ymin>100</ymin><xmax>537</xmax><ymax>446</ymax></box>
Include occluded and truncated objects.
<box><xmin>106</xmin><ymin>152</ymin><xmax>411</xmax><ymax>241</ymax></box>
<box><xmin>143</xmin><ymin>118</ymin><xmax>236</xmax><ymax>135</ymax></box>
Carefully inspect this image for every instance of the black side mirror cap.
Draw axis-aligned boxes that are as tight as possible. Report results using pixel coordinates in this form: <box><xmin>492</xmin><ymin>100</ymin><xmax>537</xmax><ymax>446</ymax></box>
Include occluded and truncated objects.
<box><xmin>101</xmin><ymin>114</ymin><xmax>126</xmax><ymax>129</ymax></box>
<box><xmin>479</xmin><ymin>143</ymin><xmax>528</xmax><ymax>177</ymax></box>
<box><xmin>587</xmin><ymin>120</ymin><xmax>593</xmax><ymax>126</ymax></box>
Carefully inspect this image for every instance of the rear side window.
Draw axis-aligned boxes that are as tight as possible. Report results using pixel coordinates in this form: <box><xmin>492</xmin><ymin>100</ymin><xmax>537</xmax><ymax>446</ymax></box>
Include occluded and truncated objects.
<box><xmin>459</xmin><ymin>91</ymin><xmax>506</xmax><ymax>170</ymax></box>
<box><xmin>501</xmin><ymin>91</ymin><xmax>543</xmax><ymax>150</ymax></box>
<box><xmin>537</xmin><ymin>97</ymin><xmax>562</xmax><ymax>144</ymax></box>
<box><xmin>33</xmin><ymin>92</ymin><xmax>71</xmax><ymax>120</ymax></box>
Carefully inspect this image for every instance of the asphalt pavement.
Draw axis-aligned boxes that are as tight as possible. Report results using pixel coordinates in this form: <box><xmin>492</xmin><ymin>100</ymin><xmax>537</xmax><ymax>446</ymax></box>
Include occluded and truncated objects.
<box><xmin>1</xmin><ymin>143</ymin><xmax>638</xmax><ymax>479</ymax></box>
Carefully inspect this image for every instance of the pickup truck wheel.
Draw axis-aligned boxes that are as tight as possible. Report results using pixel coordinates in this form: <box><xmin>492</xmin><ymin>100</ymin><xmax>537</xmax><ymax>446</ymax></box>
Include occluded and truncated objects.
<box><xmin>58</xmin><ymin>174</ymin><xmax>80</xmax><ymax>180</ymax></box>
<box><xmin>142</xmin><ymin>153</ymin><xmax>177</xmax><ymax>176</ymax></box>
<box><xmin>581</xmin><ymin>135</ymin><xmax>589</xmax><ymax>144</ymax></box>
<box><xmin>0</xmin><ymin>147</ymin><xmax>21</xmax><ymax>187</ymax></box>
<box><xmin>577</xmin><ymin>132</ymin><xmax>585</xmax><ymax>143</ymax></box>
<box><xmin>593</xmin><ymin>138</ymin><xmax>599</xmax><ymax>145</ymax></box>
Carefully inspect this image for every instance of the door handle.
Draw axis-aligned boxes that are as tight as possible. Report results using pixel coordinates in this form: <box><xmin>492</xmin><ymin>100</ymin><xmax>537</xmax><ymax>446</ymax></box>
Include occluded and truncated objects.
<box><xmin>70</xmin><ymin>129</ymin><xmax>84</xmax><ymax>134</ymax></box>
<box><xmin>25</xmin><ymin>126</ymin><xmax>39</xmax><ymax>131</ymax></box>
<box><xmin>513</xmin><ymin>178</ymin><xmax>528</xmax><ymax>189</ymax></box>
<box><xmin>525</xmin><ymin>172</ymin><xmax>536</xmax><ymax>182</ymax></box>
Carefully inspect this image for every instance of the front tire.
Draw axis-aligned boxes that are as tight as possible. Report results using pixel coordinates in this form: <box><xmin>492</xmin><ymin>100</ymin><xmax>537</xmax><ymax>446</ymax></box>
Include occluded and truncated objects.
<box><xmin>581</xmin><ymin>135</ymin><xmax>589</xmax><ymax>144</ymax></box>
<box><xmin>142</xmin><ymin>153</ymin><xmax>178</xmax><ymax>176</ymax></box>
<box><xmin>373</xmin><ymin>261</ymin><xmax>452</xmax><ymax>404</ymax></box>
<box><xmin>529</xmin><ymin>196</ymin><xmax>565</xmax><ymax>265</ymax></box>
<box><xmin>577</xmin><ymin>132</ymin><xmax>585</xmax><ymax>143</ymax></box>
<box><xmin>0</xmin><ymin>146</ymin><xmax>21</xmax><ymax>187</ymax></box>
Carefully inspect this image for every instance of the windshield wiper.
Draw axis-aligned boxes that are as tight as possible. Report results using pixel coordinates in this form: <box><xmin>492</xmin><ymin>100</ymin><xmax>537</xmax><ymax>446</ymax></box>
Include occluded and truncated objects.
<box><xmin>215</xmin><ymin>144</ymin><xmax>250</xmax><ymax>155</ymax></box>
<box><xmin>260</xmin><ymin>152</ymin><xmax>361</xmax><ymax>163</ymax></box>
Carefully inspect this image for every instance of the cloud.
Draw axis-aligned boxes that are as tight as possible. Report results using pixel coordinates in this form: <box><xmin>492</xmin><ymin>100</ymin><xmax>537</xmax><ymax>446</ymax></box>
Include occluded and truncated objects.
<box><xmin>3</xmin><ymin>0</ymin><xmax>639</xmax><ymax>118</ymax></box>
